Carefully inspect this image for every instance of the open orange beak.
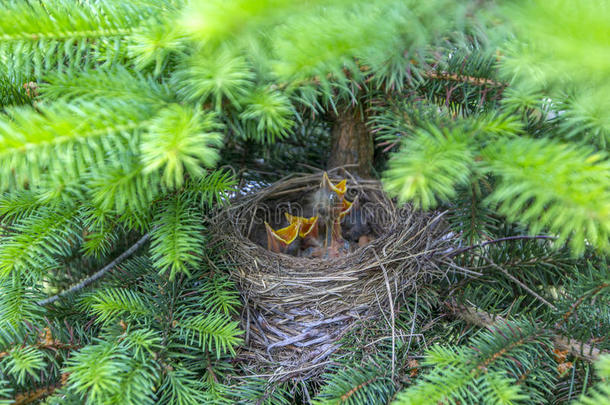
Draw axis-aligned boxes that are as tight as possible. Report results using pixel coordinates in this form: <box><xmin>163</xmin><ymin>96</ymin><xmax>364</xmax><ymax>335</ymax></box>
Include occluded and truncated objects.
<box><xmin>338</xmin><ymin>196</ymin><xmax>356</xmax><ymax>220</ymax></box>
<box><xmin>285</xmin><ymin>213</ymin><xmax>319</xmax><ymax>239</ymax></box>
<box><xmin>265</xmin><ymin>221</ymin><xmax>300</xmax><ymax>253</ymax></box>
<box><xmin>322</xmin><ymin>172</ymin><xmax>347</xmax><ymax>200</ymax></box>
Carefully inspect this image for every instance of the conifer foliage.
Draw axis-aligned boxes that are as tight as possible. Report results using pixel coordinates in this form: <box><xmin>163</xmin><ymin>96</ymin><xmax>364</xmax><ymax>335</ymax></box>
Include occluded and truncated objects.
<box><xmin>0</xmin><ymin>0</ymin><xmax>608</xmax><ymax>404</ymax></box>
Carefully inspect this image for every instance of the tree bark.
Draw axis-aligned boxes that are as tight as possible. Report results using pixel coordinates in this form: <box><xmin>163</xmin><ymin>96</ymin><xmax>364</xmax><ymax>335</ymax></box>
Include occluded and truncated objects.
<box><xmin>327</xmin><ymin>106</ymin><xmax>374</xmax><ymax>178</ymax></box>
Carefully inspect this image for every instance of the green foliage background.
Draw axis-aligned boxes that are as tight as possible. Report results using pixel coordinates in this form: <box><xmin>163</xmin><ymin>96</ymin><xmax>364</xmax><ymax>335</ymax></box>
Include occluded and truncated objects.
<box><xmin>0</xmin><ymin>0</ymin><xmax>608</xmax><ymax>404</ymax></box>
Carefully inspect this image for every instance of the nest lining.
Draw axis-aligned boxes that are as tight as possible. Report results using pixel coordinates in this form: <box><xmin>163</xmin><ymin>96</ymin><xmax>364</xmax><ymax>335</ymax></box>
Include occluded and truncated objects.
<box><xmin>210</xmin><ymin>170</ymin><xmax>458</xmax><ymax>380</ymax></box>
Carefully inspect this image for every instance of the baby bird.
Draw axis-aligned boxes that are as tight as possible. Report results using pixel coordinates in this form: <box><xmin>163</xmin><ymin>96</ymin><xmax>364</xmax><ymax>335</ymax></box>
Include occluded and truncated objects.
<box><xmin>285</xmin><ymin>213</ymin><xmax>320</xmax><ymax>256</ymax></box>
<box><xmin>310</xmin><ymin>172</ymin><xmax>349</xmax><ymax>257</ymax></box>
<box><xmin>285</xmin><ymin>213</ymin><xmax>319</xmax><ymax>240</ymax></box>
<box><xmin>342</xmin><ymin>202</ymin><xmax>371</xmax><ymax>243</ymax></box>
<box><xmin>264</xmin><ymin>221</ymin><xmax>300</xmax><ymax>254</ymax></box>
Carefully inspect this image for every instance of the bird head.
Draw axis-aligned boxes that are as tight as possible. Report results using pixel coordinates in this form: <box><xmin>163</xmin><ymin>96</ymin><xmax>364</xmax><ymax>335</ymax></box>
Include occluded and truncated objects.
<box><xmin>312</xmin><ymin>172</ymin><xmax>347</xmax><ymax>223</ymax></box>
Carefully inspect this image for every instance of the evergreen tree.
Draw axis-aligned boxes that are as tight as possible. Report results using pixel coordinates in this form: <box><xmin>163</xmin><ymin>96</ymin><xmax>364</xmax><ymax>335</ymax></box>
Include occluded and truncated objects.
<box><xmin>0</xmin><ymin>0</ymin><xmax>608</xmax><ymax>404</ymax></box>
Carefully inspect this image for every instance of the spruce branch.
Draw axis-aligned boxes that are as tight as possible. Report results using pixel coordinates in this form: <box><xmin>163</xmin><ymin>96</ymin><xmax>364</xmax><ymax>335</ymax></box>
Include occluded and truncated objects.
<box><xmin>383</xmin><ymin>125</ymin><xmax>474</xmax><ymax>209</ymax></box>
<box><xmin>0</xmin><ymin>207</ymin><xmax>81</xmax><ymax>280</ymax></box>
<box><xmin>484</xmin><ymin>137</ymin><xmax>610</xmax><ymax>255</ymax></box>
<box><xmin>87</xmin><ymin>159</ymin><xmax>160</xmax><ymax>215</ymax></box>
<box><xmin>557</xmin><ymin>282</ymin><xmax>610</xmax><ymax>327</ymax></box>
<box><xmin>0</xmin><ymin>0</ymin><xmax>155</xmax><ymax>77</ymax></box>
<box><xmin>40</xmin><ymin>68</ymin><xmax>172</xmax><ymax>105</ymax></box>
<box><xmin>142</xmin><ymin>104</ymin><xmax>222</xmax><ymax>188</ymax></box>
<box><xmin>12</xmin><ymin>373</ymin><xmax>69</xmax><ymax>405</ymax></box>
<box><xmin>445</xmin><ymin>299</ymin><xmax>609</xmax><ymax>363</ymax></box>
<box><xmin>573</xmin><ymin>354</ymin><xmax>610</xmax><ymax>405</ymax></box>
<box><xmin>480</xmin><ymin>255</ymin><xmax>558</xmax><ymax>311</ymax></box>
<box><xmin>37</xmin><ymin>232</ymin><xmax>151</xmax><ymax>306</ymax></box>
<box><xmin>149</xmin><ymin>194</ymin><xmax>206</xmax><ymax>280</ymax></box>
<box><xmin>0</xmin><ymin>0</ymin><xmax>146</xmax><ymax>43</ymax></box>
<box><xmin>0</xmin><ymin>100</ymin><xmax>152</xmax><ymax>189</ymax></box>
<box><xmin>424</xmin><ymin>71</ymin><xmax>507</xmax><ymax>88</ymax></box>
<box><xmin>313</xmin><ymin>360</ymin><xmax>395</xmax><ymax>405</ymax></box>
<box><xmin>177</xmin><ymin>312</ymin><xmax>242</xmax><ymax>358</ymax></box>
<box><xmin>446</xmin><ymin>235</ymin><xmax>557</xmax><ymax>258</ymax></box>
<box><xmin>393</xmin><ymin>319</ymin><xmax>548</xmax><ymax>404</ymax></box>
<box><xmin>0</xmin><ymin>341</ymin><xmax>79</xmax><ymax>361</ymax></box>
<box><xmin>80</xmin><ymin>288</ymin><xmax>153</xmax><ymax>326</ymax></box>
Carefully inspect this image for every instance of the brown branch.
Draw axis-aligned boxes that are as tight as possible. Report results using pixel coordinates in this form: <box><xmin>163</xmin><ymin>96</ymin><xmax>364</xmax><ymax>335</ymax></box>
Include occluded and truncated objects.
<box><xmin>445</xmin><ymin>300</ymin><xmax>608</xmax><ymax>363</ymax></box>
<box><xmin>36</xmin><ymin>341</ymin><xmax>80</xmax><ymax>352</ymax></box>
<box><xmin>37</xmin><ymin>232</ymin><xmax>151</xmax><ymax>306</ymax></box>
<box><xmin>0</xmin><ymin>341</ymin><xmax>80</xmax><ymax>361</ymax></box>
<box><xmin>12</xmin><ymin>373</ymin><xmax>69</xmax><ymax>405</ymax></box>
<box><xmin>278</xmin><ymin>60</ymin><xmax>507</xmax><ymax>92</ymax></box>
<box><xmin>481</xmin><ymin>256</ymin><xmax>557</xmax><ymax>311</ymax></box>
<box><xmin>424</xmin><ymin>71</ymin><xmax>507</xmax><ymax>87</ymax></box>
<box><xmin>13</xmin><ymin>385</ymin><xmax>59</xmax><ymax>405</ymax></box>
<box><xmin>558</xmin><ymin>282</ymin><xmax>610</xmax><ymax>327</ymax></box>
<box><xmin>477</xmin><ymin>335</ymin><xmax>527</xmax><ymax>371</ymax></box>
<box><xmin>340</xmin><ymin>377</ymin><xmax>377</xmax><ymax>402</ymax></box>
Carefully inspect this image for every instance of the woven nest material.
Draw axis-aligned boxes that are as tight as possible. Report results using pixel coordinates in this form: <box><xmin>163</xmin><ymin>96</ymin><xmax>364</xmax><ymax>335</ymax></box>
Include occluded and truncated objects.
<box><xmin>210</xmin><ymin>170</ymin><xmax>458</xmax><ymax>381</ymax></box>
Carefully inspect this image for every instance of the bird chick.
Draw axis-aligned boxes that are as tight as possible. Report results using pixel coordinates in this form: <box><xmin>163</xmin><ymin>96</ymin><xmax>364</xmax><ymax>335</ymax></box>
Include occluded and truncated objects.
<box><xmin>285</xmin><ymin>213</ymin><xmax>320</xmax><ymax>254</ymax></box>
<box><xmin>342</xmin><ymin>203</ymin><xmax>371</xmax><ymax>243</ymax></box>
<box><xmin>285</xmin><ymin>213</ymin><xmax>319</xmax><ymax>239</ymax></box>
<box><xmin>310</xmin><ymin>173</ymin><xmax>344</xmax><ymax>223</ymax></box>
<box><xmin>309</xmin><ymin>172</ymin><xmax>351</xmax><ymax>257</ymax></box>
<box><xmin>265</xmin><ymin>221</ymin><xmax>300</xmax><ymax>254</ymax></box>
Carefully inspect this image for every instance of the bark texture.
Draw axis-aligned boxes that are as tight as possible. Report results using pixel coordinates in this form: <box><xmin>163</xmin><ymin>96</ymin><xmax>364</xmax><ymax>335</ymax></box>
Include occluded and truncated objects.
<box><xmin>328</xmin><ymin>106</ymin><xmax>374</xmax><ymax>178</ymax></box>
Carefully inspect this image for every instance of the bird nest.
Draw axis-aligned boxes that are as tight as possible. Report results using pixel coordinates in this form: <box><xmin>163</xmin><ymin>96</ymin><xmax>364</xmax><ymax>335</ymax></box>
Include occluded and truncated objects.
<box><xmin>209</xmin><ymin>170</ymin><xmax>457</xmax><ymax>381</ymax></box>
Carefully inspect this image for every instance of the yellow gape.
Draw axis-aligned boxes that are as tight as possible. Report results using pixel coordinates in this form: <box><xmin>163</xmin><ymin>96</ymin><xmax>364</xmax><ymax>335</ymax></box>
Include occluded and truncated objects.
<box><xmin>284</xmin><ymin>213</ymin><xmax>319</xmax><ymax>238</ymax></box>
<box><xmin>311</xmin><ymin>172</ymin><xmax>353</xmax><ymax>258</ymax></box>
<box><xmin>265</xmin><ymin>173</ymin><xmax>354</xmax><ymax>257</ymax></box>
<box><xmin>264</xmin><ymin>221</ymin><xmax>300</xmax><ymax>253</ymax></box>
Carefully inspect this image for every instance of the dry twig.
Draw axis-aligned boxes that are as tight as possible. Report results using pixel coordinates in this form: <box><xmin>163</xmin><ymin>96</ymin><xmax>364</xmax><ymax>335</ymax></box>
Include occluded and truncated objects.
<box><xmin>37</xmin><ymin>233</ymin><xmax>151</xmax><ymax>306</ymax></box>
<box><xmin>445</xmin><ymin>299</ymin><xmax>608</xmax><ymax>363</ymax></box>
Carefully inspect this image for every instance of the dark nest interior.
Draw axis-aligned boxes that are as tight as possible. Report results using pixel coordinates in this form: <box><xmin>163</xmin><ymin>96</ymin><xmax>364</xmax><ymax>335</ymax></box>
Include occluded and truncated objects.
<box><xmin>209</xmin><ymin>170</ymin><xmax>460</xmax><ymax>381</ymax></box>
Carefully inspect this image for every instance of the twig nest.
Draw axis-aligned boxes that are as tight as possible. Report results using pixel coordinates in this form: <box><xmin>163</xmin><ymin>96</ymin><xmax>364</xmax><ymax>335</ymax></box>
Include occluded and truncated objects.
<box><xmin>210</xmin><ymin>170</ymin><xmax>457</xmax><ymax>380</ymax></box>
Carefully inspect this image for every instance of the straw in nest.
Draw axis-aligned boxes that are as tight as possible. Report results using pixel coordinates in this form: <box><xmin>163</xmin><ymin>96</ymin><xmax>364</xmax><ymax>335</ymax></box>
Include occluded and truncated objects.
<box><xmin>209</xmin><ymin>170</ymin><xmax>459</xmax><ymax>381</ymax></box>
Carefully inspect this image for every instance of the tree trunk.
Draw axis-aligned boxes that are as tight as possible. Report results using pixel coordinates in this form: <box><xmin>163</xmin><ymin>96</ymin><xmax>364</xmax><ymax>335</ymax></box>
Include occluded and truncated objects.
<box><xmin>327</xmin><ymin>106</ymin><xmax>374</xmax><ymax>178</ymax></box>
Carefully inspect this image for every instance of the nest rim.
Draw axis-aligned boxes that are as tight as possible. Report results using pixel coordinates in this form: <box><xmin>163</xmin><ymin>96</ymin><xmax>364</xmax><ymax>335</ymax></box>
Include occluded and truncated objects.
<box><xmin>209</xmin><ymin>169</ymin><xmax>457</xmax><ymax>380</ymax></box>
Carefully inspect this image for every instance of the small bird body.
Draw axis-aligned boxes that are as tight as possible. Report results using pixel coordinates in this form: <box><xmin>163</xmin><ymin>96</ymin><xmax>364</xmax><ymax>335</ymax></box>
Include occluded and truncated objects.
<box><xmin>342</xmin><ymin>206</ymin><xmax>372</xmax><ymax>244</ymax></box>
<box><xmin>310</xmin><ymin>173</ymin><xmax>352</xmax><ymax>258</ymax></box>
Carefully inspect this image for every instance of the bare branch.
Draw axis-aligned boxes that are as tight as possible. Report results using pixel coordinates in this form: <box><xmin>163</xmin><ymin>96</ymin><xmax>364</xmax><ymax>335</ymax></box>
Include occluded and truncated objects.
<box><xmin>481</xmin><ymin>256</ymin><xmax>557</xmax><ymax>311</ymax></box>
<box><xmin>445</xmin><ymin>235</ymin><xmax>557</xmax><ymax>258</ymax></box>
<box><xmin>37</xmin><ymin>233</ymin><xmax>150</xmax><ymax>306</ymax></box>
<box><xmin>445</xmin><ymin>299</ymin><xmax>608</xmax><ymax>363</ymax></box>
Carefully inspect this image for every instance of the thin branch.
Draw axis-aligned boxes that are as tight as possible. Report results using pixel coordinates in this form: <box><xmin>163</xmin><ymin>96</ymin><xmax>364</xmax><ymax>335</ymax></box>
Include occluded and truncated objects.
<box><xmin>481</xmin><ymin>256</ymin><xmax>557</xmax><ymax>311</ymax></box>
<box><xmin>424</xmin><ymin>71</ymin><xmax>507</xmax><ymax>87</ymax></box>
<box><xmin>557</xmin><ymin>282</ymin><xmax>610</xmax><ymax>327</ymax></box>
<box><xmin>37</xmin><ymin>232</ymin><xmax>151</xmax><ymax>306</ymax></box>
<box><xmin>13</xmin><ymin>383</ymin><xmax>61</xmax><ymax>405</ymax></box>
<box><xmin>12</xmin><ymin>373</ymin><xmax>70</xmax><ymax>405</ymax></box>
<box><xmin>445</xmin><ymin>299</ymin><xmax>608</xmax><ymax>363</ymax></box>
<box><xmin>445</xmin><ymin>235</ymin><xmax>557</xmax><ymax>258</ymax></box>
